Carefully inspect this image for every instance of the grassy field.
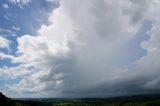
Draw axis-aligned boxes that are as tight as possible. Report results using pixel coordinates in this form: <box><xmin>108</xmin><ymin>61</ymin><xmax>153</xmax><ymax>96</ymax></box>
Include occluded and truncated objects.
<box><xmin>7</xmin><ymin>99</ymin><xmax>160</xmax><ymax>106</ymax></box>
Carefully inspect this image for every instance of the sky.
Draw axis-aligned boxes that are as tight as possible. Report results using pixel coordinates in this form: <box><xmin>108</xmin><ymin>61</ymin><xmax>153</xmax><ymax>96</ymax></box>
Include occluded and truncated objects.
<box><xmin>0</xmin><ymin>0</ymin><xmax>160</xmax><ymax>98</ymax></box>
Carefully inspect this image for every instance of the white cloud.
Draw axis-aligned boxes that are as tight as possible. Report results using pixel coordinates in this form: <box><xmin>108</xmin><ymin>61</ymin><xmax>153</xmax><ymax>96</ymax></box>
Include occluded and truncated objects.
<box><xmin>0</xmin><ymin>65</ymin><xmax>30</xmax><ymax>80</ymax></box>
<box><xmin>0</xmin><ymin>52</ymin><xmax>14</xmax><ymax>60</ymax></box>
<box><xmin>12</xmin><ymin>26</ymin><xmax>20</xmax><ymax>32</ymax></box>
<box><xmin>46</xmin><ymin>0</ymin><xmax>58</xmax><ymax>2</ymax></box>
<box><xmin>8</xmin><ymin>0</ymin><xmax>30</xmax><ymax>8</ymax></box>
<box><xmin>3</xmin><ymin>0</ymin><xmax>160</xmax><ymax>98</ymax></box>
<box><xmin>2</xmin><ymin>4</ymin><xmax>9</xmax><ymax>9</ymax></box>
<box><xmin>4</xmin><ymin>13</ymin><xmax>15</xmax><ymax>21</ymax></box>
<box><xmin>0</xmin><ymin>27</ymin><xmax>17</xmax><ymax>37</ymax></box>
<box><xmin>0</xmin><ymin>36</ymin><xmax>10</xmax><ymax>49</ymax></box>
<box><xmin>8</xmin><ymin>0</ymin><xmax>30</xmax><ymax>5</ymax></box>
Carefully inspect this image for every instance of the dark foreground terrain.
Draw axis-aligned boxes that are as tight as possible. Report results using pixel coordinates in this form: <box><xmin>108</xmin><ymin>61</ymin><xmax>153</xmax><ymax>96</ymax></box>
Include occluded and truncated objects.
<box><xmin>1</xmin><ymin>92</ymin><xmax>160</xmax><ymax>106</ymax></box>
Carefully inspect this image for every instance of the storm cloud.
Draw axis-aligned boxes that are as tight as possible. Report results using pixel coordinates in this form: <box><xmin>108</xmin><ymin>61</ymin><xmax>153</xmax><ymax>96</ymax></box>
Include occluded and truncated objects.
<box><xmin>1</xmin><ymin>0</ymin><xmax>160</xmax><ymax>98</ymax></box>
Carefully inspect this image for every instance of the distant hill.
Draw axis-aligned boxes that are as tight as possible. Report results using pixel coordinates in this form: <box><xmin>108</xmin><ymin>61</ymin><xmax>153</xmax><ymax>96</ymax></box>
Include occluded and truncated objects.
<box><xmin>1</xmin><ymin>92</ymin><xmax>160</xmax><ymax>106</ymax></box>
<box><xmin>0</xmin><ymin>92</ymin><xmax>10</xmax><ymax>106</ymax></box>
<box><xmin>0</xmin><ymin>92</ymin><xmax>7</xmax><ymax>100</ymax></box>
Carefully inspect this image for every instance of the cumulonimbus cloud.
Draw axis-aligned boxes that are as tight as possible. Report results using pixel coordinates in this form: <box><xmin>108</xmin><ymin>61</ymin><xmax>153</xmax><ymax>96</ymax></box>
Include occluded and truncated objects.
<box><xmin>1</xmin><ymin>0</ymin><xmax>160</xmax><ymax>98</ymax></box>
